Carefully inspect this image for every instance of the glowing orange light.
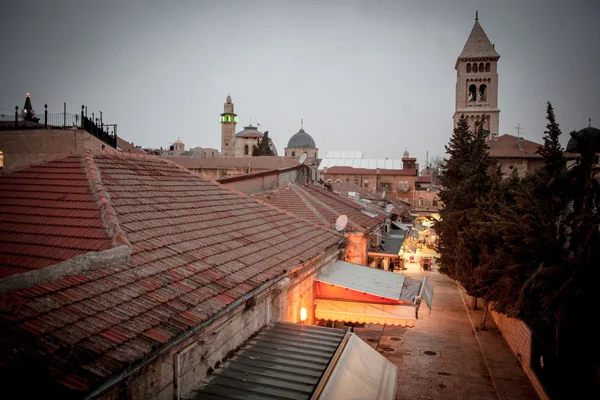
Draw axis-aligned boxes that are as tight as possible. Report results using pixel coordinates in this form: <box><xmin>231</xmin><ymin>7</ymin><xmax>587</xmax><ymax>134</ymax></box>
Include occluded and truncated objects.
<box><xmin>300</xmin><ymin>307</ymin><xmax>307</xmax><ymax>322</ymax></box>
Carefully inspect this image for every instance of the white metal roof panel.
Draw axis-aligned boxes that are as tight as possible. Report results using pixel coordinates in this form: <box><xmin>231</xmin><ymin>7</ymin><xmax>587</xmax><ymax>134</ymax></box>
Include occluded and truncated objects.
<box><xmin>317</xmin><ymin>261</ymin><xmax>407</xmax><ymax>301</ymax></box>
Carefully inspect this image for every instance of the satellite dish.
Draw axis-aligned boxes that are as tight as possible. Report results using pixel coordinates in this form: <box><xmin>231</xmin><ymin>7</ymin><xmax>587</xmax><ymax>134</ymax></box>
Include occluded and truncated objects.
<box><xmin>385</xmin><ymin>204</ymin><xmax>393</xmax><ymax>213</ymax></box>
<box><xmin>381</xmin><ymin>190</ymin><xmax>386</xmax><ymax>199</ymax></box>
<box><xmin>298</xmin><ymin>152</ymin><xmax>308</xmax><ymax>164</ymax></box>
<box><xmin>335</xmin><ymin>215</ymin><xmax>348</xmax><ymax>231</ymax></box>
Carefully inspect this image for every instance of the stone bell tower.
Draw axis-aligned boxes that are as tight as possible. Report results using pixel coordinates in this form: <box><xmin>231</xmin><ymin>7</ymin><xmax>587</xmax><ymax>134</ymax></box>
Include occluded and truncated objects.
<box><xmin>454</xmin><ymin>12</ymin><xmax>500</xmax><ymax>136</ymax></box>
<box><xmin>220</xmin><ymin>95</ymin><xmax>238</xmax><ymax>157</ymax></box>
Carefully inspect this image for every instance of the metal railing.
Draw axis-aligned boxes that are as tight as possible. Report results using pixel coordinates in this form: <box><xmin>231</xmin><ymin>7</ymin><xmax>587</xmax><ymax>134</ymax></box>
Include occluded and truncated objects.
<box><xmin>1</xmin><ymin>103</ymin><xmax>117</xmax><ymax>148</ymax></box>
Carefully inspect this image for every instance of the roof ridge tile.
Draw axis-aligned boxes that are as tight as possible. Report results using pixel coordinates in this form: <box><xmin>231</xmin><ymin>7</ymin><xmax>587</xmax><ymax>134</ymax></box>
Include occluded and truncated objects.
<box><xmin>81</xmin><ymin>150</ymin><xmax>132</xmax><ymax>249</ymax></box>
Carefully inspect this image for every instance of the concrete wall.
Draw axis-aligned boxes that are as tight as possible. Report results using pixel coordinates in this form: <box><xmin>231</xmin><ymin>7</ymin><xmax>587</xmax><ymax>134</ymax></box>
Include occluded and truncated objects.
<box><xmin>0</xmin><ymin>128</ymin><xmax>114</xmax><ymax>172</ymax></box>
<box><xmin>219</xmin><ymin>168</ymin><xmax>306</xmax><ymax>195</ymax></box>
<box><xmin>490</xmin><ymin>310</ymin><xmax>550</xmax><ymax>400</ymax></box>
<box><xmin>97</xmin><ymin>246</ymin><xmax>340</xmax><ymax>400</ymax></box>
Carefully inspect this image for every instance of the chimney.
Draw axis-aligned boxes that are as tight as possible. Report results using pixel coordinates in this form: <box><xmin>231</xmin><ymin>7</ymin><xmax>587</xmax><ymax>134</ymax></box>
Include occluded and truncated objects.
<box><xmin>518</xmin><ymin>137</ymin><xmax>524</xmax><ymax>151</ymax></box>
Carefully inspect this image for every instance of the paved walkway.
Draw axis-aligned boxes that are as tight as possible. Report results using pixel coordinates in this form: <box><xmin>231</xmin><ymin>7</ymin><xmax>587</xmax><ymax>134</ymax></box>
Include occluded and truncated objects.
<box><xmin>354</xmin><ymin>249</ymin><xmax>539</xmax><ymax>400</ymax></box>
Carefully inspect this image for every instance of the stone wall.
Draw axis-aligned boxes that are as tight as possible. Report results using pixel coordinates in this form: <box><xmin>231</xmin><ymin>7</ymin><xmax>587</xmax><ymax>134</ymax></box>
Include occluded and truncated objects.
<box><xmin>321</xmin><ymin>172</ymin><xmax>416</xmax><ymax>199</ymax></box>
<box><xmin>345</xmin><ymin>232</ymin><xmax>368</xmax><ymax>265</ymax></box>
<box><xmin>496</xmin><ymin>158</ymin><xmax>545</xmax><ymax>179</ymax></box>
<box><xmin>490</xmin><ymin>310</ymin><xmax>549</xmax><ymax>400</ymax></box>
<box><xmin>0</xmin><ymin>129</ymin><xmax>114</xmax><ymax>172</ymax></box>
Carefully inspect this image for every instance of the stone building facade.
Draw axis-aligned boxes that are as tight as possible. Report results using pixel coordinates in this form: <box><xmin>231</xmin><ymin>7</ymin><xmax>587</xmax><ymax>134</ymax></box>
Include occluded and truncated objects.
<box><xmin>487</xmin><ymin>134</ymin><xmax>544</xmax><ymax>178</ymax></box>
<box><xmin>454</xmin><ymin>13</ymin><xmax>501</xmax><ymax>135</ymax></box>
<box><xmin>219</xmin><ymin>95</ymin><xmax>277</xmax><ymax>157</ymax></box>
<box><xmin>320</xmin><ymin>154</ymin><xmax>419</xmax><ymax>203</ymax></box>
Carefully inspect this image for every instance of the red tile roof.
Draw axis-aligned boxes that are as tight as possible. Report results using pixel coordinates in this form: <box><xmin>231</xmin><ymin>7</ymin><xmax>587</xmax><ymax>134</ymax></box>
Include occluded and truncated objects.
<box><xmin>252</xmin><ymin>183</ymin><xmax>333</xmax><ymax>228</ymax></box>
<box><xmin>253</xmin><ymin>183</ymin><xmax>387</xmax><ymax>232</ymax></box>
<box><xmin>163</xmin><ymin>156</ymin><xmax>299</xmax><ymax>171</ymax></box>
<box><xmin>487</xmin><ymin>134</ymin><xmax>543</xmax><ymax>159</ymax></box>
<box><xmin>0</xmin><ymin>151</ymin><xmax>341</xmax><ymax>396</ymax></box>
<box><xmin>303</xmin><ymin>185</ymin><xmax>387</xmax><ymax>231</ymax></box>
<box><xmin>323</xmin><ymin>166</ymin><xmax>417</xmax><ymax>176</ymax></box>
<box><xmin>0</xmin><ymin>155</ymin><xmax>121</xmax><ymax>281</ymax></box>
<box><xmin>330</xmin><ymin>181</ymin><xmax>380</xmax><ymax>201</ymax></box>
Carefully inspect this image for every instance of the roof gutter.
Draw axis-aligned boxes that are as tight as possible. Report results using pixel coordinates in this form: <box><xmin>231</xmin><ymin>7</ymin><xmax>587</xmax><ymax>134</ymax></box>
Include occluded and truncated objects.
<box><xmin>83</xmin><ymin>270</ymin><xmax>288</xmax><ymax>400</ymax></box>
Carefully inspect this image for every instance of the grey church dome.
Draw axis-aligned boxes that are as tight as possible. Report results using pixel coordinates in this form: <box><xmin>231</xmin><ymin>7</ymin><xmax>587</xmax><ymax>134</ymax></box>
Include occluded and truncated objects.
<box><xmin>566</xmin><ymin>126</ymin><xmax>600</xmax><ymax>153</ymax></box>
<box><xmin>287</xmin><ymin>129</ymin><xmax>316</xmax><ymax>148</ymax></box>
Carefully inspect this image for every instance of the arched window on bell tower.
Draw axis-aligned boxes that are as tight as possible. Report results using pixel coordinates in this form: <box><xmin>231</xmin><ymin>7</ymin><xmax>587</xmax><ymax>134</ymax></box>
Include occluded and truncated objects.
<box><xmin>468</xmin><ymin>84</ymin><xmax>477</xmax><ymax>102</ymax></box>
<box><xmin>291</xmin><ymin>151</ymin><xmax>295</xmax><ymax>157</ymax></box>
<box><xmin>485</xmin><ymin>62</ymin><xmax>491</xmax><ymax>72</ymax></box>
<box><xmin>473</xmin><ymin>63</ymin><xmax>478</xmax><ymax>73</ymax></box>
<box><xmin>244</xmin><ymin>144</ymin><xmax>249</xmax><ymax>155</ymax></box>
<box><xmin>466</xmin><ymin>63</ymin><xmax>472</xmax><ymax>73</ymax></box>
<box><xmin>479</xmin><ymin>84</ymin><xmax>487</xmax><ymax>102</ymax></box>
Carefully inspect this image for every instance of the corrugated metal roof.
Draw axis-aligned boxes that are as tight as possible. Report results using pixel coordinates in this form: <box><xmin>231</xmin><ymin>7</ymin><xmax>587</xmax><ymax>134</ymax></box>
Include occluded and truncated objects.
<box><xmin>374</xmin><ymin>231</ymin><xmax>407</xmax><ymax>256</ymax></box>
<box><xmin>192</xmin><ymin>322</ymin><xmax>346</xmax><ymax>400</ymax></box>
<box><xmin>316</xmin><ymin>261</ymin><xmax>416</xmax><ymax>301</ymax></box>
<box><xmin>392</xmin><ymin>221</ymin><xmax>409</xmax><ymax>230</ymax></box>
<box><xmin>318</xmin><ymin>158</ymin><xmax>402</xmax><ymax>170</ymax></box>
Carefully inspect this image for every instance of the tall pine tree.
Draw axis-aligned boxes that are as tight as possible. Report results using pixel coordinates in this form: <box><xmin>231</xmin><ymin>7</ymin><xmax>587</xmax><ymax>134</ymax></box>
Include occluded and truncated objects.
<box><xmin>436</xmin><ymin>115</ymin><xmax>494</xmax><ymax>297</ymax></box>
<box><xmin>252</xmin><ymin>131</ymin><xmax>275</xmax><ymax>156</ymax></box>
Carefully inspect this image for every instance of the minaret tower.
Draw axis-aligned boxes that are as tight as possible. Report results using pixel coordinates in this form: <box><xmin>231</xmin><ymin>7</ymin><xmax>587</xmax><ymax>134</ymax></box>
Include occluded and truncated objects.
<box><xmin>454</xmin><ymin>12</ymin><xmax>500</xmax><ymax>136</ymax></box>
<box><xmin>220</xmin><ymin>94</ymin><xmax>238</xmax><ymax>157</ymax></box>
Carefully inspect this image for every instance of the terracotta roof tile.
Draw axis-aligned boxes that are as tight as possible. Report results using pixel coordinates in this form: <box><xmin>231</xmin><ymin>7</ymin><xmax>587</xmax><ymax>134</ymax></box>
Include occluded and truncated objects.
<box><xmin>0</xmin><ymin>150</ymin><xmax>341</xmax><ymax>396</ymax></box>
<box><xmin>487</xmin><ymin>134</ymin><xmax>543</xmax><ymax>159</ymax></box>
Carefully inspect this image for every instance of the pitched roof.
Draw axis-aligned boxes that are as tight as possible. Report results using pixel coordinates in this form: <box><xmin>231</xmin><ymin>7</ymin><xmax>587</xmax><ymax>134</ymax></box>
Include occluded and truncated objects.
<box><xmin>253</xmin><ymin>183</ymin><xmax>387</xmax><ymax>232</ymax></box>
<box><xmin>163</xmin><ymin>156</ymin><xmax>298</xmax><ymax>171</ymax></box>
<box><xmin>330</xmin><ymin>181</ymin><xmax>380</xmax><ymax>201</ymax></box>
<box><xmin>487</xmin><ymin>134</ymin><xmax>543</xmax><ymax>159</ymax></box>
<box><xmin>302</xmin><ymin>185</ymin><xmax>387</xmax><ymax>231</ymax></box>
<box><xmin>0</xmin><ymin>153</ymin><xmax>126</xmax><ymax>285</ymax></box>
<box><xmin>457</xmin><ymin>20</ymin><xmax>500</xmax><ymax>60</ymax></box>
<box><xmin>252</xmin><ymin>182</ymin><xmax>335</xmax><ymax>228</ymax></box>
<box><xmin>0</xmin><ymin>151</ymin><xmax>341</xmax><ymax>396</ymax></box>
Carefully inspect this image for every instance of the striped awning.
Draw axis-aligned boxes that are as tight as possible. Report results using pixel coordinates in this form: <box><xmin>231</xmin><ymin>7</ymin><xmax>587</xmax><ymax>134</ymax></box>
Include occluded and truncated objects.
<box><xmin>315</xmin><ymin>299</ymin><xmax>416</xmax><ymax>327</ymax></box>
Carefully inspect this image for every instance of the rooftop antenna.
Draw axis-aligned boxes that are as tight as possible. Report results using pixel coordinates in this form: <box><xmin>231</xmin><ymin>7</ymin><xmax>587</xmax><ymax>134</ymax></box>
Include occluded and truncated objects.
<box><xmin>334</xmin><ymin>215</ymin><xmax>348</xmax><ymax>231</ymax></box>
<box><xmin>515</xmin><ymin>123</ymin><xmax>523</xmax><ymax>138</ymax></box>
<box><xmin>589</xmin><ymin>117</ymin><xmax>592</xmax><ymax>127</ymax></box>
<box><xmin>426</xmin><ymin>151</ymin><xmax>429</xmax><ymax>168</ymax></box>
<box><xmin>301</xmin><ymin>118</ymin><xmax>304</xmax><ymax>130</ymax></box>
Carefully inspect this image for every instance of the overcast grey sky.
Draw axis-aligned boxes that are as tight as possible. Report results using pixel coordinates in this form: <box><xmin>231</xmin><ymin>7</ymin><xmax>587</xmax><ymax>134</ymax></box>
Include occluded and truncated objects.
<box><xmin>1</xmin><ymin>0</ymin><xmax>599</xmax><ymax>164</ymax></box>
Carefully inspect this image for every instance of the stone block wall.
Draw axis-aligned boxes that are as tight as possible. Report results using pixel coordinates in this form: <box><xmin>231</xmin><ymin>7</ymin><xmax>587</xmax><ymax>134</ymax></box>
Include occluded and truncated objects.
<box><xmin>490</xmin><ymin>310</ymin><xmax>549</xmax><ymax>400</ymax></box>
<box><xmin>0</xmin><ymin>129</ymin><xmax>114</xmax><ymax>172</ymax></box>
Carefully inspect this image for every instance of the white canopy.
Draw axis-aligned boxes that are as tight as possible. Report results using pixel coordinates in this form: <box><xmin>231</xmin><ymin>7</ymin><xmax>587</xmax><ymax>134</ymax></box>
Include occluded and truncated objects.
<box><xmin>318</xmin><ymin>333</ymin><xmax>398</xmax><ymax>400</ymax></box>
